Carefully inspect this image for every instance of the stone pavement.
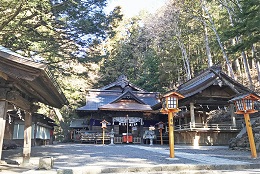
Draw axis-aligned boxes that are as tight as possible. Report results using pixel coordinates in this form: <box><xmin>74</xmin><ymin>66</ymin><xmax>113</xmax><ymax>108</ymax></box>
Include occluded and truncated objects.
<box><xmin>1</xmin><ymin>143</ymin><xmax>260</xmax><ymax>173</ymax></box>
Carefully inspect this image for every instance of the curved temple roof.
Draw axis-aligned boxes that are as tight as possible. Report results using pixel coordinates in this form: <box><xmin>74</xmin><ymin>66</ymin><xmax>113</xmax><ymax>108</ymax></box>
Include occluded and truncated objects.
<box><xmin>77</xmin><ymin>75</ymin><xmax>160</xmax><ymax>112</ymax></box>
<box><xmin>0</xmin><ymin>46</ymin><xmax>68</xmax><ymax>109</ymax></box>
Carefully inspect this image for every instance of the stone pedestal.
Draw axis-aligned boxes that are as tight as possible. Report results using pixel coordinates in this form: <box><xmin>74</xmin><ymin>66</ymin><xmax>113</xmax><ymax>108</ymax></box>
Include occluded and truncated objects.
<box><xmin>39</xmin><ymin>157</ymin><xmax>54</xmax><ymax>170</ymax></box>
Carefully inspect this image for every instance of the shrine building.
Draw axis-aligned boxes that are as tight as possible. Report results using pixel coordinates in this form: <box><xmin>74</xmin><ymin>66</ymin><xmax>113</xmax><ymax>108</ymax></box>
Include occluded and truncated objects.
<box><xmin>0</xmin><ymin>46</ymin><xmax>68</xmax><ymax>162</ymax></box>
<box><xmin>73</xmin><ymin>66</ymin><xmax>257</xmax><ymax>146</ymax></box>
<box><xmin>73</xmin><ymin>75</ymin><xmax>163</xmax><ymax>144</ymax></box>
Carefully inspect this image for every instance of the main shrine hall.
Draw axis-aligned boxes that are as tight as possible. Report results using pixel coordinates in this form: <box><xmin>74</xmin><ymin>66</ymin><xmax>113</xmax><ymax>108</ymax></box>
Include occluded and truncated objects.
<box><xmin>73</xmin><ymin>75</ymin><xmax>163</xmax><ymax>143</ymax></box>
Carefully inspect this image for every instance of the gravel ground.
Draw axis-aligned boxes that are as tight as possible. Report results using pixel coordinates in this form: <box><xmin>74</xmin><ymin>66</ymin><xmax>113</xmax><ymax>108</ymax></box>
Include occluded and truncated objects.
<box><xmin>1</xmin><ymin>143</ymin><xmax>260</xmax><ymax>173</ymax></box>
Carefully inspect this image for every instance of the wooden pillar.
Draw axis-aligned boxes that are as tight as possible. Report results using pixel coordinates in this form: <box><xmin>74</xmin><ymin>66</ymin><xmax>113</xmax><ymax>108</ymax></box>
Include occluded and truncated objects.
<box><xmin>168</xmin><ymin>111</ymin><xmax>174</xmax><ymax>158</ymax></box>
<box><xmin>0</xmin><ymin>100</ymin><xmax>7</xmax><ymax>160</ymax></box>
<box><xmin>33</xmin><ymin>122</ymin><xmax>37</xmax><ymax>146</ymax></box>
<box><xmin>230</xmin><ymin>104</ymin><xmax>236</xmax><ymax>127</ymax></box>
<box><xmin>244</xmin><ymin>113</ymin><xmax>257</xmax><ymax>158</ymax></box>
<box><xmin>140</xmin><ymin>118</ymin><xmax>144</xmax><ymax>144</ymax></box>
<box><xmin>203</xmin><ymin>111</ymin><xmax>207</xmax><ymax>124</ymax></box>
<box><xmin>23</xmin><ymin>111</ymin><xmax>32</xmax><ymax>163</ymax></box>
<box><xmin>190</xmin><ymin>102</ymin><xmax>195</xmax><ymax>127</ymax></box>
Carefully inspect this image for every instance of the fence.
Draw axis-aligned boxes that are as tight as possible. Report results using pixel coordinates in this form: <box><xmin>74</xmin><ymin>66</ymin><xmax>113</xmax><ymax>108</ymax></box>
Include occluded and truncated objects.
<box><xmin>172</xmin><ymin>122</ymin><xmax>237</xmax><ymax>131</ymax></box>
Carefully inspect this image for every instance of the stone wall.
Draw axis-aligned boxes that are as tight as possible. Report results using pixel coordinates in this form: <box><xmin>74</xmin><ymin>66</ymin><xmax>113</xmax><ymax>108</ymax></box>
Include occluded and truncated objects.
<box><xmin>175</xmin><ymin>130</ymin><xmax>239</xmax><ymax>146</ymax></box>
<box><xmin>229</xmin><ymin>117</ymin><xmax>260</xmax><ymax>151</ymax></box>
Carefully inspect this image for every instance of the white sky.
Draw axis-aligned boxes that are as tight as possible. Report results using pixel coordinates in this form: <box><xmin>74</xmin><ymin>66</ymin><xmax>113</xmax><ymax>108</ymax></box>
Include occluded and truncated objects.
<box><xmin>105</xmin><ymin>0</ymin><xmax>167</xmax><ymax>17</ymax></box>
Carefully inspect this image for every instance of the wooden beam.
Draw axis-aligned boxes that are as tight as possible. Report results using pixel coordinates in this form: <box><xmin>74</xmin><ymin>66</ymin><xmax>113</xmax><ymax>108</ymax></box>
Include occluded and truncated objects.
<box><xmin>0</xmin><ymin>71</ymin><xmax>8</xmax><ymax>80</ymax></box>
<box><xmin>6</xmin><ymin>90</ymin><xmax>31</xmax><ymax>111</ymax></box>
<box><xmin>0</xmin><ymin>63</ymin><xmax>38</xmax><ymax>81</ymax></box>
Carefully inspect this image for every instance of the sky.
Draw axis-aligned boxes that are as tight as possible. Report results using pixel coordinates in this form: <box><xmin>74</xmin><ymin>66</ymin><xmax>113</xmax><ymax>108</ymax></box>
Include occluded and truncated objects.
<box><xmin>105</xmin><ymin>0</ymin><xmax>167</xmax><ymax>17</ymax></box>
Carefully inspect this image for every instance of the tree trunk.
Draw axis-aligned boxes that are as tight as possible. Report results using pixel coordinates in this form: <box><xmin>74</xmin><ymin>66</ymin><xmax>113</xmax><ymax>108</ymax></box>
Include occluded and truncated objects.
<box><xmin>235</xmin><ymin>59</ymin><xmax>242</xmax><ymax>77</ymax></box>
<box><xmin>220</xmin><ymin>0</ymin><xmax>253</xmax><ymax>89</ymax></box>
<box><xmin>203</xmin><ymin>19</ymin><xmax>213</xmax><ymax>68</ymax></box>
<box><xmin>252</xmin><ymin>45</ymin><xmax>260</xmax><ymax>85</ymax></box>
<box><xmin>201</xmin><ymin>3</ymin><xmax>212</xmax><ymax>68</ymax></box>
<box><xmin>176</xmin><ymin>34</ymin><xmax>191</xmax><ymax>80</ymax></box>
<box><xmin>201</xmin><ymin>0</ymin><xmax>235</xmax><ymax>78</ymax></box>
<box><xmin>241</xmin><ymin>51</ymin><xmax>254</xmax><ymax>90</ymax></box>
<box><xmin>53</xmin><ymin>108</ymin><xmax>69</xmax><ymax>141</ymax></box>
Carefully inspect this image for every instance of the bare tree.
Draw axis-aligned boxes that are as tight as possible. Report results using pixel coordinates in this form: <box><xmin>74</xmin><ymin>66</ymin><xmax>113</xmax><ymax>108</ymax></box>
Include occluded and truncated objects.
<box><xmin>219</xmin><ymin>0</ymin><xmax>254</xmax><ymax>89</ymax></box>
<box><xmin>201</xmin><ymin>0</ymin><xmax>235</xmax><ymax>78</ymax></box>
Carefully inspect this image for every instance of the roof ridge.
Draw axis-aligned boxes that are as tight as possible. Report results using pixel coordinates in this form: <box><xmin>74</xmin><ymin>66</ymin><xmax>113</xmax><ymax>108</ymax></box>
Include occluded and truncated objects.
<box><xmin>178</xmin><ymin>66</ymin><xmax>220</xmax><ymax>90</ymax></box>
<box><xmin>111</xmin><ymin>90</ymin><xmax>146</xmax><ymax>104</ymax></box>
<box><xmin>99</xmin><ymin>75</ymin><xmax>147</xmax><ymax>92</ymax></box>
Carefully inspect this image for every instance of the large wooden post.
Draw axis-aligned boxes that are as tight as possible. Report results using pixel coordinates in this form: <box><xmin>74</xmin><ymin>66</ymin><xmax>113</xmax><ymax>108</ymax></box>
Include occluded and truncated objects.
<box><xmin>230</xmin><ymin>103</ymin><xmax>236</xmax><ymax>127</ymax></box>
<box><xmin>0</xmin><ymin>100</ymin><xmax>7</xmax><ymax>160</ymax></box>
<box><xmin>160</xmin><ymin>128</ymin><xmax>163</xmax><ymax>145</ymax></box>
<box><xmin>168</xmin><ymin>111</ymin><xmax>174</xmax><ymax>158</ymax></box>
<box><xmin>190</xmin><ymin>102</ymin><xmax>195</xmax><ymax>127</ymax></box>
<box><xmin>203</xmin><ymin>111</ymin><xmax>207</xmax><ymax>124</ymax></box>
<box><xmin>23</xmin><ymin>111</ymin><xmax>32</xmax><ymax>163</ymax></box>
<box><xmin>244</xmin><ymin>113</ymin><xmax>257</xmax><ymax>158</ymax></box>
<box><xmin>33</xmin><ymin>122</ymin><xmax>37</xmax><ymax>146</ymax></box>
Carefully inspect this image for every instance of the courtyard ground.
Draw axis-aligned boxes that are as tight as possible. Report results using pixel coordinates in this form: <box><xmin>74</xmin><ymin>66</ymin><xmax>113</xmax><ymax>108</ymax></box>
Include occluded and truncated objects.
<box><xmin>1</xmin><ymin>143</ymin><xmax>260</xmax><ymax>173</ymax></box>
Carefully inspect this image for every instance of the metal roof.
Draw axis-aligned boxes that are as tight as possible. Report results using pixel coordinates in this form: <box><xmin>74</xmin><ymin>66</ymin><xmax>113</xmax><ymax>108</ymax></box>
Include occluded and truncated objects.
<box><xmin>77</xmin><ymin>76</ymin><xmax>160</xmax><ymax>112</ymax></box>
<box><xmin>99</xmin><ymin>75</ymin><xmax>146</xmax><ymax>92</ymax></box>
<box><xmin>99</xmin><ymin>101</ymin><xmax>152</xmax><ymax>111</ymax></box>
<box><xmin>77</xmin><ymin>91</ymin><xmax>160</xmax><ymax>112</ymax></box>
<box><xmin>177</xmin><ymin>66</ymin><xmax>252</xmax><ymax>98</ymax></box>
<box><xmin>229</xmin><ymin>93</ymin><xmax>260</xmax><ymax>103</ymax></box>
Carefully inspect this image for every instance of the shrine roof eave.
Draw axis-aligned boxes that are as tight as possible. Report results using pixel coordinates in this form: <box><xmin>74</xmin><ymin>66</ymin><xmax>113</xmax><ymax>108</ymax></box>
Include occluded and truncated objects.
<box><xmin>99</xmin><ymin>103</ymin><xmax>153</xmax><ymax>112</ymax></box>
<box><xmin>99</xmin><ymin>108</ymin><xmax>153</xmax><ymax>112</ymax></box>
<box><xmin>76</xmin><ymin>109</ymin><xmax>98</xmax><ymax>112</ymax></box>
<box><xmin>177</xmin><ymin>66</ymin><xmax>253</xmax><ymax>99</ymax></box>
<box><xmin>0</xmin><ymin>46</ymin><xmax>68</xmax><ymax>108</ymax></box>
<box><xmin>33</xmin><ymin>113</ymin><xmax>58</xmax><ymax>127</ymax></box>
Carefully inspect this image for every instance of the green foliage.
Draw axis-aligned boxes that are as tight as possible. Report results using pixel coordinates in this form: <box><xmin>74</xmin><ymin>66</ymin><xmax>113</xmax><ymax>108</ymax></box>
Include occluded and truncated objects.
<box><xmin>97</xmin><ymin>0</ymin><xmax>259</xmax><ymax>94</ymax></box>
<box><xmin>1</xmin><ymin>0</ymin><xmax>259</xmax><ymax>140</ymax></box>
<box><xmin>0</xmin><ymin>0</ymin><xmax>123</xmax><ymax>139</ymax></box>
<box><xmin>222</xmin><ymin>0</ymin><xmax>260</xmax><ymax>52</ymax></box>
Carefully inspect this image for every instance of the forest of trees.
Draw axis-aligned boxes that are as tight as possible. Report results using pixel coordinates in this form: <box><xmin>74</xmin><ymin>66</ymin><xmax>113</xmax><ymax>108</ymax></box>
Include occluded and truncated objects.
<box><xmin>0</xmin><ymin>0</ymin><xmax>259</xmax><ymax>139</ymax></box>
<box><xmin>99</xmin><ymin>0</ymin><xmax>259</xmax><ymax>92</ymax></box>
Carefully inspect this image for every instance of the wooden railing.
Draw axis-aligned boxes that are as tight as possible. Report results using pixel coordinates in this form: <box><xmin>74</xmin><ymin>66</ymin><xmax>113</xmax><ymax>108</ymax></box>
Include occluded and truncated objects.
<box><xmin>172</xmin><ymin>123</ymin><xmax>238</xmax><ymax>131</ymax></box>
